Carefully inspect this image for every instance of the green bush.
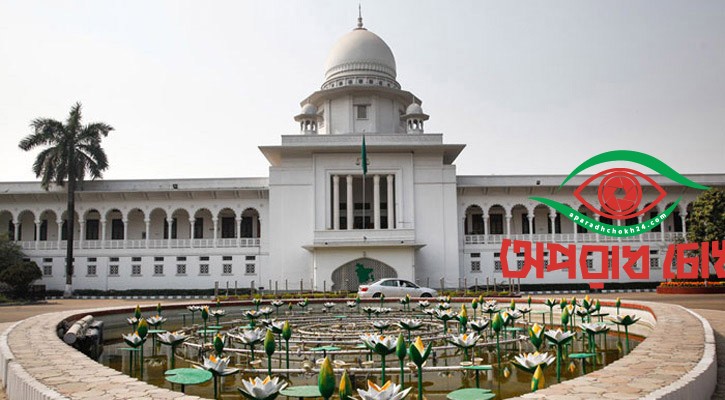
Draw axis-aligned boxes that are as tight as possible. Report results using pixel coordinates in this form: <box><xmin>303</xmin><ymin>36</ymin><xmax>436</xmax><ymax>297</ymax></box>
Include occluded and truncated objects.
<box><xmin>0</xmin><ymin>261</ymin><xmax>42</xmax><ymax>299</ymax></box>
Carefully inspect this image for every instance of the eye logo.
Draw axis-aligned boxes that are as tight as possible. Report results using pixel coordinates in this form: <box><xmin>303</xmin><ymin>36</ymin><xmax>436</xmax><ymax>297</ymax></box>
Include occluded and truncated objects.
<box><xmin>531</xmin><ymin>150</ymin><xmax>709</xmax><ymax>237</ymax></box>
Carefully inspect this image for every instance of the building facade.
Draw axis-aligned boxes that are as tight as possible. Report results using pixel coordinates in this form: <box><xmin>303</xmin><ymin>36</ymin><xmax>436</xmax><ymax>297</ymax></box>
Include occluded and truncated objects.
<box><xmin>1</xmin><ymin>18</ymin><xmax>722</xmax><ymax>292</ymax></box>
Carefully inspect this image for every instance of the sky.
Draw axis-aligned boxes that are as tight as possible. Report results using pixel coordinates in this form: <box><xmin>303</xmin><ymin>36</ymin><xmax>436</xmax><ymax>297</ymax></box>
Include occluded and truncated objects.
<box><xmin>1</xmin><ymin>1</ymin><xmax>723</xmax><ymax>182</ymax></box>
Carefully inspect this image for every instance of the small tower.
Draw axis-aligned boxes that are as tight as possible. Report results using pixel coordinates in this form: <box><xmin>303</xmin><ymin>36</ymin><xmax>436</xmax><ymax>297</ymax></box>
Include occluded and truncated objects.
<box><xmin>401</xmin><ymin>102</ymin><xmax>429</xmax><ymax>133</ymax></box>
<box><xmin>294</xmin><ymin>103</ymin><xmax>320</xmax><ymax>135</ymax></box>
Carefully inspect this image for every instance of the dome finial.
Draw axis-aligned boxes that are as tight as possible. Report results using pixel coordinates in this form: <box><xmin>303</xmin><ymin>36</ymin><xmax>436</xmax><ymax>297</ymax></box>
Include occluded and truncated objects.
<box><xmin>357</xmin><ymin>3</ymin><xmax>364</xmax><ymax>29</ymax></box>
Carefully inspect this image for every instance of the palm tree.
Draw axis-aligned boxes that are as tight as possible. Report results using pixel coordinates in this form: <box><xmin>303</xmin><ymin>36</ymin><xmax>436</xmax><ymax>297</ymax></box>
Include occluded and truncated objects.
<box><xmin>18</xmin><ymin>103</ymin><xmax>113</xmax><ymax>297</ymax></box>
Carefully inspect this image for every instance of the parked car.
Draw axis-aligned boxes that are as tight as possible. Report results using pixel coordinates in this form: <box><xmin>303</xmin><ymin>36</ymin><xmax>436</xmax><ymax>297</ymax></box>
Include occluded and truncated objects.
<box><xmin>357</xmin><ymin>278</ymin><xmax>438</xmax><ymax>299</ymax></box>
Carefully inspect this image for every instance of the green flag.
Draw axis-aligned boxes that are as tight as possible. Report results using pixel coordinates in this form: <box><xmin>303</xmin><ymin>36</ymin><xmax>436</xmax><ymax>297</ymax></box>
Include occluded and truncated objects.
<box><xmin>361</xmin><ymin>135</ymin><xmax>367</xmax><ymax>176</ymax></box>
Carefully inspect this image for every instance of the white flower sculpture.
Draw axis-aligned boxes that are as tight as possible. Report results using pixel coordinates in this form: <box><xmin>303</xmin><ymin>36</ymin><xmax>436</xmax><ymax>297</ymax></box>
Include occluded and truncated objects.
<box><xmin>239</xmin><ymin>376</ymin><xmax>288</xmax><ymax>400</ymax></box>
<box><xmin>357</xmin><ymin>380</ymin><xmax>411</xmax><ymax>400</ymax></box>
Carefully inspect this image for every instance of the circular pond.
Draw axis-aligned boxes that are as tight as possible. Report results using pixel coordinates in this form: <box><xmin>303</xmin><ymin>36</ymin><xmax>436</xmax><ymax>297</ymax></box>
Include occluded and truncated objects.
<box><xmin>97</xmin><ymin>298</ymin><xmax>641</xmax><ymax>399</ymax></box>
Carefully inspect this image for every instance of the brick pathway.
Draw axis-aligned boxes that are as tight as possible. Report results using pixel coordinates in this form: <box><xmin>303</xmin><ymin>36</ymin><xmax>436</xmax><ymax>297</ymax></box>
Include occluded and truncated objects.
<box><xmin>692</xmin><ymin>309</ymin><xmax>725</xmax><ymax>400</ymax></box>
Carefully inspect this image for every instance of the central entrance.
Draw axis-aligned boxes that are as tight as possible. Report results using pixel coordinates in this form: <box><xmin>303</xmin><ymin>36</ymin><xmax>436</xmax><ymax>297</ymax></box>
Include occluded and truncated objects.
<box><xmin>331</xmin><ymin>258</ymin><xmax>397</xmax><ymax>291</ymax></box>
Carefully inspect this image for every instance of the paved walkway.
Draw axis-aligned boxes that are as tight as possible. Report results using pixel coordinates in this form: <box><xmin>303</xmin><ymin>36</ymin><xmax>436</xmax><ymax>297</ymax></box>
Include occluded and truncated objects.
<box><xmin>693</xmin><ymin>309</ymin><xmax>725</xmax><ymax>399</ymax></box>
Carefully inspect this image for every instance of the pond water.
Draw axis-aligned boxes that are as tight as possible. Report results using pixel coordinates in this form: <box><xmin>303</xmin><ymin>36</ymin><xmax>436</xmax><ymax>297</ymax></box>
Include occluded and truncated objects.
<box><xmin>98</xmin><ymin>303</ymin><xmax>641</xmax><ymax>399</ymax></box>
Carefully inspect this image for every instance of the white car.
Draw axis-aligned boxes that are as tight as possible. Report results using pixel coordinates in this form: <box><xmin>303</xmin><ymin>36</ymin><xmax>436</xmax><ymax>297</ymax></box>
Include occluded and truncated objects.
<box><xmin>357</xmin><ymin>278</ymin><xmax>438</xmax><ymax>299</ymax></box>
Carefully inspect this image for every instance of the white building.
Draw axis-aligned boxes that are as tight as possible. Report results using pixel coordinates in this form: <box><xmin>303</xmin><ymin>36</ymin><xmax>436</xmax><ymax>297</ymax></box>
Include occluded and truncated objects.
<box><xmin>1</xmin><ymin>18</ymin><xmax>722</xmax><ymax>293</ymax></box>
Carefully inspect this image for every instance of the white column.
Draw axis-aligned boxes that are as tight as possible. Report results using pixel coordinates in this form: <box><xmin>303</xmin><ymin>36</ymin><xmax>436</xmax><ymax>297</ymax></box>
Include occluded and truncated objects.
<box><xmin>346</xmin><ymin>175</ymin><xmax>353</xmax><ymax>230</ymax></box>
<box><xmin>528</xmin><ymin>215</ymin><xmax>534</xmax><ymax>240</ymax></box>
<box><xmin>189</xmin><ymin>219</ymin><xmax>195</xmax><ymax>248</ymax></box>
<box><xmin>386</xmin><ymin>174</ymin><xmax>394</xmax><ymax>229</ymax></box>
<box><xmin>145</xmin><ymin>219</ymin><xmax>151</xmax><ymax>249</ymax></box>
<box><xmin>505</xmin><ymin>215</ymin><xmax>512</xmax><ymax>238</ymax></box>
<box><xmin>13</xmin><ymin>221</ymin><xmax>19</xmax><ymax>242</ymax></box>
<box><xmin>212</xmin><ymin>217</ymin><xmax>218</xmax><ymax>247</ymax></box>
<box><xmin>122</xmin><ymin>219</ymin><xmax>128</xmax><ymax>248</ymax></box>
<box><xmin>661</xmin><ymin>214</ymin><xmax>666</xmax><ymax>241</ymax></box>
<box><xmin>79</xmin><ymin>220</ymin><xmax>85</xmax><ymax>249</ymax></box>
<box><xmin>483</xmin><ymin>215</ymin><xmax>489</xmax><ymax>244</ymax></box>
<box><xmin>333</xmin><ymin>175</ymin><xmax>340</xmax><ymax>230</ymax></box>
<box><xmin>681</xmin><ymin>213</ymin><xmax>688</xmax><ymax>237</ymax></box>
<box><xmin>167</xmin><ymin>218</ymin><xmax>173</xmax><ymax>248</ymax></box>
<box><xmin>573</xmin><ymin>218</ymin><xmax>578</xmax><ymax>243</ymax></box>
<box><xmin>373</xmin><ymin>174</ymin><xmax>381</xmax><ymax>229</ymax></box>
<box><xmin>100</xmin><ymin>219</ymin><xmax>107</xmax><ymax>249</ymax></box>
<box><xmin>56</xmin><ymin>219</ymin><xmax>63</xmax><ymax>245</ymax></box>
<box><xmin>550</xmin><ymin>214</ymin><xmax>557</xmax><ymax>243</ymax></box>
<box><xmin>252</xmin><ymin>216</ymin><xmax>259</xmax><ymax>237</ymax></box>
<box><xmin>34</xmin><ymin>220</ymin><xmax>40</xmax><ymax>249</ymax></box>
<box><xmin>236</xmin><ymin>216</ymin><xmax>242</xmax><ymax>246</ymax></box>
<box><xmin>466</xmin><ymin>214</ymin><xmax>473</xmax><ymax>234</ymax></box>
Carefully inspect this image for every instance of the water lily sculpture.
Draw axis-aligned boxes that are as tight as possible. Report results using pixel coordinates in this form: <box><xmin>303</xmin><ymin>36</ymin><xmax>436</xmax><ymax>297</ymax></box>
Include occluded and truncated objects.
<box><xmin>491</xmin><ymin>313</ymin><xmax>503</xmax><ymax>370</ymax></box>
<box><xmin>122</xmin><ymin>318</ymin><xmax>148</xmax><ymax>377</ymax></box>
<box><xmin>339</xmin><ymin>370</ymin><xmax>353</xmax><ymax>400</ymax></box>
<box><xmin>346</xmin><ymin>300</ymin><xmax>357</xmax><ymax>311</ymax></box>
<box><xmin>437</xmin><ymin>295</ymin><xmax>451</xmax><ymax>303</ymax></box>
<box><xmin>157</xmin><ymin>330</ymin><xmax>188</xmax><ymax>368</ymax></box>
<box><xmin>209</xmin><ymin>309</ymin><xmax>226</xmax><ymax>326</ymax></box>
<box><xmin>458</xmin><ymin>304</ymin><xmax>468</xmax><ymax>333</ymax></box>
<box><xmin>318</xmin><ymin>357</ymin><xmax>336</xmax><ymax>400</ymax></box>
<box><xmin>469</xmin><ymin>318</ymin><xmax>490</xmax><ymax>335</ymax></box>
<box><xmin>357</xmin><ymin>380</ymin><xmax>412</xmax><ymax>400</ymax></box>
<box><xmin>409</xmin><ymin>337</ymin><xmax>432</xmax><ymax>398</ymax></box>
<box><xmin>436</xmin><ymin>302</ymin><xmax>452</xmax><ymax>310</ymax></box>
<box><xmin>373</xmin><ymin>307</ymin><xmax>392</xmax><ymax>316</ymax></box>
<box><xmin>434</xmin><ymin>309</ymin><xmax>456</xmax><ymax>334</ymax></box>
<box><xmin>253</xmin><ymin>297</ymin><xmax>262</xmax><ymax>311</ymax></box>
<box><xmin>146</xmin><ymin>315</ymin><xmax>167</xmax><ymax>328</ymax></box>
<box><xmin>298</xmin><ymin>298</ymin><xmax>309</xmax><ymax>309</ymax></box>
<box><xmin>244</xmin><ymin>310</ymin><xmax>261</xmax><ymax>327</ymax></box>
<box><xmin>544</xmin><ymin>329</ymin><xmax>576</xmax><ymax>382</ymax></box>
<box><xmin>213</xmin><ymin>333</ymin><xmax>226</xmax><ymax>356</ymax></box>
<box><xmin>399</xmin><ymin>294</ymin><xmax>410</xmax><ymax>311</ymax></box>
<box><xmin>447</xmin><ymin>332</ymin><xmax>480</xmax><ymax>361</ymax></box>
<box><xmin>362</xmin><ymin>306</ymin><xmax>376</xmax><ymax>319</ymax></box>
<box><xmin>282</xmin><ymin>321</ymin><xmax>292</xmax><ymax>371</ymax></box>
<box><xmin>323</xmin><ymin>302</ymin><xmax>335</xmax><ymax>311</ymax></box>
<box><xmin>580</xmin><ymin>322</ymin><xmax>609</xmax><ymax>354</ymax></box>
<box><xmin>396</xmin><ymin>333</ymin><xmax>407</xmax><ymax>384</ymax></box>
<box><xmin>259</xmin><ymin>306</ymin><xmax>274</xmax><ymax>317</ymax></box>
<box><xmin>373</xmin><ymin>320</ymin><xmax>391</xmax><ymax>334</ymax></box>
<box><xmin>471</xmin><ymin>298</ymin><xmax>479</xmax><ymax>319</ymax></box>
<box><xmin>271</xmin><ymin>299</ymin><xmax>285</xmax><ymax>315</ymax></box>
<box><xmin>512</xmin><ymin>351</ymin><xmax>555</xmax><ymax>374</ymax></box>
<box><xmin>418</xmin><ymin>300</ymin><xmax>430</xmax><ymax>310</ymax></box>
<box><xmin>200</xmin><ymin>354</ymin><xmax>239</xmax><ymax>399</ymax></box>
<box><xmin>532</xmin><ymin>365</ymin><xmax>545</xmax><ymax>392</ymax></box>
<box><xmin>232</xmin><ymin>328</ymin><xmax>266</xmax><ymax>362</ymax></box>
<box><xmin>615</xmin><ymin>297</ymin><xmax>622</xmax><ymax>315</ymax></box>
<box><xmin>543</xmin><ymin>298</ymin><xmax>557</xmax><ymax>325</ymax></box>
<box><xmin>397</xmin><ymin>319</ymin><xmax>422</xmax><ymax>342</ymax></box>
<box><xmin>378</xmin><ymin>292</ymin><xmax>386</xmax><ymax>307</ymax></box>
<box><xmin>187</xmin><ymin>305</ymin><xmax>201</xmax><ymax>325</ymax></box>
<box><xmin>264</xmin><ymin>329</ymin><xmax>276</xmax><ymax>375</ymax></box>
<box><xmin>528</xmin><ymin>323</ymin><xmax>545</xmax><ymax>351</ymax></box>
<box><xmin>610</xmin><ymin>314</ymin><xmax>640</xmax><ymax>354</ymax></box>
<box><xmin>239</xmin><ymin>376</ymin><xmax>288</xmax><ymax>400</ymax></box>
<box><xmin>360</xmin><ymin>333</ymin><xmax>399</xmax><ymax>381</ymax></box>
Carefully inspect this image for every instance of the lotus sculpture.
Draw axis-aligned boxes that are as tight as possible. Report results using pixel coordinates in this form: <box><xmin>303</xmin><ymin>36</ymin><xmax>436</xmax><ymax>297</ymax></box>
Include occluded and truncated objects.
<box><xmin>610</xmin><ymin>314</ymin><xmax>640</xmax><ymax>354</ymax></box>
<box><xmin>357</xmin><ymin>380</ymin><xmax>411</xmax><ymax>400</ymax></box>
<box><xmin>239</xmin><ymin>376</ymin><xmax>288</xmax><ymax>400</ymax></box>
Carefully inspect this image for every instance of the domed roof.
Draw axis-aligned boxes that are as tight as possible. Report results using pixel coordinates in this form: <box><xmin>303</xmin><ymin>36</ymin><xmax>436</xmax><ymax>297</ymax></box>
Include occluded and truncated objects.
<box><xmin>323</xmin><ymin>23</ymin><xmax>397</xmax><ymax>85</ymax></box>
<box><xmin>406</xmin><ymin>103</ymin><xmax>423</xmax><ymax>115</ymax></box>
<box><xmin>300</xmin><ymin>103</ymin><xmax>317</xmax><ymax>115</ymax></box>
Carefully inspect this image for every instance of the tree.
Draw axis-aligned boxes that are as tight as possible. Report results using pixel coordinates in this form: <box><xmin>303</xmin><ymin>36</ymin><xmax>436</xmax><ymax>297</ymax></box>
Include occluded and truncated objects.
<box><xmin>0</xmin><ymin>261</ymin><xmax>42</xmax><ymax>299</ymax></box>
<box><xmin>0</xmin><ymin>234</ymin><xmax>24</xmax><ymax>274</ymax></box>
<box><xmin>687</xmin><ymin>188</ymin><xmax>725</xmax><ymax>279</ymax></box>
<box><xmin>18</xmin><ymin>103</ymin><xmax>113</xmax><ymax>297</ymax></box>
